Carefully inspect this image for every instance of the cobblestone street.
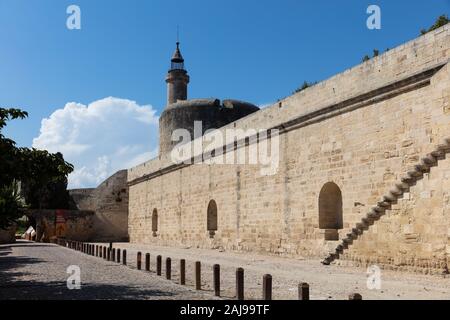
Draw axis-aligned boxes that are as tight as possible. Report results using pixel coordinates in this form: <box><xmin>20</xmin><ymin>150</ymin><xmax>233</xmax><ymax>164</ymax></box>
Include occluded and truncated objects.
<box><xmin>0</xmin><ymin>241</ymin><xmax>214</xmax><ymax>300</ymax></box>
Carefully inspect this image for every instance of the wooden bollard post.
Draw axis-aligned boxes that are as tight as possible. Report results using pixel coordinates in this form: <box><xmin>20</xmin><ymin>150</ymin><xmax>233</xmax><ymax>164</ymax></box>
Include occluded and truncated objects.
<box><xmin>298</xmin><ymin>282</ymin><xmax>309</xmax><ymax>300</ymax></box>
<box><xmin>117</xmin><ymin>249</ymin><xmax>121</xmax><ymax>263</ymax></box>
<box><xmin>107</xmin><ymin>248</ymin><xmax>111</xmax><ymax>261</ymax></box>
<box><xmin>262</xmin><ymin>274</ymin><xmax>272</xmax><ymax>300</ymax></box>
<box><xmin>103</xmin><ymin>246</ymin><xmax>107</xmax><ymax>259</ymax></box>
<box><xmin>349</xmin><ymin>293</ymin><xmax>362</xmax><ymax>300</ymax></box>
<box><xmin>213</xmin><ymin>264</ymin><xmax>220</xmax><ymax>297</ymax></box>
<box><xmin>95</xmin><ymin>245</ymin><xmax>98</xmax><ymax>257</ymax></box>
<box><xmin>156</xmin><ymin>255</ymin><xmax>162</xmax><ymax>276</ymax></box>
<box><xmin>180</xmin><ymin>259</ymin><xmax>186</xmax><ymax>285</ymax></box>
<box><xmin>122</xmin><ymin>249</ymin><xmax>127</xmax><ymax>265</ymax></box>
<box><xmin>236</xmin><ymin>268</ymin><xmax>244</xmax><ymax>300</ymax></box>
<box><xmin>145</xmin><ymin>253</ymin><xmax>150</xmax><ymax>271</ymax></box>
<box><xmin>112</xmin><ymin>248</ymin><xmax>116</xmax><ymax>261</ymax></box>
<box><xmin>195</xmin><ymin>261</ymin><xmax>201</xmax><ymax>290</ymax></box>
<box><xmin>166</xmin><ymin>258</ymin><xmax>172</xmax><ymax>280</ymax></box>
<box><xmin>137</xmin><ymin>252</ymin><xmax>142</xmax><ymax>270</ymax></box>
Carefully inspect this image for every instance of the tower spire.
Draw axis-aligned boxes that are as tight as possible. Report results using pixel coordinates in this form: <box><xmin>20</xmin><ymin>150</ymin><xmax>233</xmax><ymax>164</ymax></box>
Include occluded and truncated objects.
<box><xmin>166</xmin><ymin>40</ymin><xmax>189</xmax><ymax>105</ymax></box>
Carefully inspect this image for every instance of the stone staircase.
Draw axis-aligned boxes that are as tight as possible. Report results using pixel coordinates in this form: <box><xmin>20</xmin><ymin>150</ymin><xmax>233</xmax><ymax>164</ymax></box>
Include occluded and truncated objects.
<box><xmin>322</xmin><ymin>138</ymin><xmax>450</xmax><ymax>265</ymax></box>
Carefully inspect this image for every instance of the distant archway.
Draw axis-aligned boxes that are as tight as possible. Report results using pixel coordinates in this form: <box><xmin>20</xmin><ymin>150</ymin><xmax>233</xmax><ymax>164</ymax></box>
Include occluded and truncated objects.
<box><xmin>318</xmin><ymin>182</ymin><xmax>343</xmax><ymax>241</ymax></box>
<box><xmin>207</xmin><ymin>200</ymin><xmax>218</xmax><ymax>238</ymax></box>
<box><xmin>152</xmin><ymin>209</ymin><xmax>158</xmax><ymax>237</ymax></box>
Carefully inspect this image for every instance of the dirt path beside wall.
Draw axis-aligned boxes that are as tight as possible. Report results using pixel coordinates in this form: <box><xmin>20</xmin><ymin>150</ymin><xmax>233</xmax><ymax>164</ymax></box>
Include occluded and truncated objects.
<box><xmin>99</xmin><ymin>242</ymin><xmax>450</xmax><ymax>300</ymax></box>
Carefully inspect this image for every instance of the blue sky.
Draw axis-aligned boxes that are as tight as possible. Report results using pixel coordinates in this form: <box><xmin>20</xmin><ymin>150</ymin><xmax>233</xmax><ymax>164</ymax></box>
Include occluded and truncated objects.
<box><xmin>1</xmin><ymin>0</ymin><xmax>449</xmax><ymax>187</ymax></box>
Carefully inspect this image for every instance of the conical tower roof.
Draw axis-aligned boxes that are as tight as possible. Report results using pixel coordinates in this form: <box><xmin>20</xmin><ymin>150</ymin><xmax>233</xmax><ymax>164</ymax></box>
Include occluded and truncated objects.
<box><xmin>171</xmin><ymin>42</ymin><xmax>184</xmax><ymax>63</ymax></box>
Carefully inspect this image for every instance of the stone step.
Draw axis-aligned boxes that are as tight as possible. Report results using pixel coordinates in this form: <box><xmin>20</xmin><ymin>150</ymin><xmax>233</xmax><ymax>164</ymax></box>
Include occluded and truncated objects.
<box><xmin>396</xmin><ymin>182</ymin><xmax>410</xmax><ymax>191</ymax></box>
<box><xmin>415</xmin><ymin>164</ymin><xmax>429</xmax><ymax>173</ymax></box>
<box><xmin>431</xmin><ymin>149</ymin><xmax>445</xmax><ymax>158</ymax></box>
<box><xmin>401</xmin><ymin>175</ymin><xmax>416</xmax><ymax>184</ymax></box>
<box><xmin>437</xmin><ymin>143</ymin><xmax>450</xmax><ymax>152</ymax></box>
<box><xmin>390</xmin><ymin>187</ymin><xmax>403</xmax><ymax>196</ymax></box>
<box><xmin>407</xmin><ymin>170</ymin><xmax>423</xmax><ymax>178</ymax></box>
<box><xmin>383</xmin><ymin>194</ymin><xmax>397</xmax><ymax>203</ymax></box>
<box><xmin>322</xmin><ymin>139</ymin><xmax>450</xmax><ymax>267</ymax></box>
<box><xmin>421</xmin><ymin>154</ymin><xmax>437</xmax><ymax>166</ymax></box>
<box><xmin>377</xmin><ymin>201</ymin><xmax>391</xmax><ymax>208</ymax></box>
<box><xmin>343</xmin><ymin>238</ymin><xmax>353</xmax><ymax>245</ymax></box>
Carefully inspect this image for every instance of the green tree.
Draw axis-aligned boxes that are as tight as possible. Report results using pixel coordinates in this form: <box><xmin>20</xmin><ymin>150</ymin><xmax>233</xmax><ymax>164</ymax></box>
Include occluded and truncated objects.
<box><xmin>294</xmin><ymin>81</ymin><xmax>317</xmax><ymax>94</ymax></box>
<box><xmin>420</xmin><ymin>15</ymin><xmax>449</xmax><ymax>35</ymax></box>
<box><xmin>19</xmin><ymin>149</ymin><xmax>74</xmax><ymax>210</ymax></box>
<box><xmin>0</xmin><ymin>107</ymin><xmax>73</xmax><ymax>229</ymax></box>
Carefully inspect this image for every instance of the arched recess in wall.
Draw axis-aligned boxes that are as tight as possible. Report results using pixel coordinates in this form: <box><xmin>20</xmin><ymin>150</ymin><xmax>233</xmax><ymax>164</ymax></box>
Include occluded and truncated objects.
<box><xmin>318</xmin><ymin>182</ymin><xmax>343</xmax><ymax>241</ymax></box>
<box><xmin>207</xmin><ymin>200</ymin><xmax>218</xmax><ymax>238</ymax></box>
<box><xmin>152</xmin><ymin>209</ymin><xmax>158</xmax><ymax>237</ymax></box>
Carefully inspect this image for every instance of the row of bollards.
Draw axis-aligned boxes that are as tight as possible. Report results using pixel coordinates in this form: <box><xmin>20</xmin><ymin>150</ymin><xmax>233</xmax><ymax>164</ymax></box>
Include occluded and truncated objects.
<box><xmin>57</xmin><ymin>239</ymin><xmax>362</xmax><ymax>300</ymax></box>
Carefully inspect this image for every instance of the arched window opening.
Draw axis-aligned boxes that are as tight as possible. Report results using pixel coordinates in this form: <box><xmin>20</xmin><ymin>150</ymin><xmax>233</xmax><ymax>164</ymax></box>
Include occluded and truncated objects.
<box><xmin>152</xmin><ymin>209</ymin><xmax>158</xmax><ymax>237</ymax></box>
<box><xmin>318</xmin><ymin>182</ymin><xmax>343</xmax><ymax>241</ymax></box>
<box><xmin>207</xmin><ymin>200</ymin><xmax>218</xmax><ymax>238</ymax></box>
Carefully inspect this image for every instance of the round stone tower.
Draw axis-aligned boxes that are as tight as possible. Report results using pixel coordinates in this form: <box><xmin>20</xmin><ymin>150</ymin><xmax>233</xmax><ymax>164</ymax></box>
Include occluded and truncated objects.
<box><xmin>159</xmin><ymin>42</ymin><xmax>260</xmax><ymax>156</ymax></box>
<box><xmin>166</xmin><ymin>42</ymin><xmax>190</xmax><ymax>105</ymax></box>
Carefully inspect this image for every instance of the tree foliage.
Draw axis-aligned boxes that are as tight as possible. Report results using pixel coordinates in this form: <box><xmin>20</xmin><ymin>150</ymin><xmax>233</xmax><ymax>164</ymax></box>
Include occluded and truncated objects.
<box><xmin>0</xmin><ymin>107</ymin><xmax>74</xmax><ymax>229</ymax></box>
<box><xmin>293</xmin><ymin>81</ymin><xmax>318</xmax><ymax>94</ymax></box>
<box><xmin>420</xmin><ymin>15</ymin><xmax>449</xmax><ymax>35</ymax></box>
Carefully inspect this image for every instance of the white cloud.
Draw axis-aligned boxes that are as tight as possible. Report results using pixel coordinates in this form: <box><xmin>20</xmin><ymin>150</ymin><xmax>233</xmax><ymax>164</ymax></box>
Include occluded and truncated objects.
<box><xmin>33</xmin><ymin>97</ymin><xmax>159</xmax><ymax>189</ymax></box>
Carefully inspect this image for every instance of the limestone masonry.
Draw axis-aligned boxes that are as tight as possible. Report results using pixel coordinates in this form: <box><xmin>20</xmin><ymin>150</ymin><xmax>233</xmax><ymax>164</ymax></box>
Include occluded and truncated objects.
<box><xmin>83</xmin><ymin>25</ymin><xmax>450</xmax><ymax>274</ymax></box>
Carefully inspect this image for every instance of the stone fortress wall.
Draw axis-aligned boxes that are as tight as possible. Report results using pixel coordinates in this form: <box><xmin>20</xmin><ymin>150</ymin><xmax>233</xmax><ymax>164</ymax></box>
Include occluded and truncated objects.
<box><xmin>69</xmin><ymin>170</ymin><xmax>129</xmax><ymax>242</ymax></box>
<box><xmin>127</xmin><ymin>25</ymin><xmax>450</xmax><ymax>273</ymax></box>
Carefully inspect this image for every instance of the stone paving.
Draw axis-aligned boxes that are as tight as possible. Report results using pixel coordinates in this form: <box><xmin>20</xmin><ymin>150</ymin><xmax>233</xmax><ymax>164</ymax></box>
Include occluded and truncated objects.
<box><xmin>94</xmin><ymin>242</ymin><xmax>450</xmax><ymax>300</ymax></box>
<box><xmin>0</xmin><ymin>240</ymin><xmax>214</xmax><ymax>300</ymax></box>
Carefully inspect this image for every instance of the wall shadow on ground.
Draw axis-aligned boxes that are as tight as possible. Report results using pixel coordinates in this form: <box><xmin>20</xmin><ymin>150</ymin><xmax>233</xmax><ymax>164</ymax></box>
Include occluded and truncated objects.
<box><xmin>0</xmin><ymin>242</ymin><xmax>180</xmax><ymax>300</ymax></box>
